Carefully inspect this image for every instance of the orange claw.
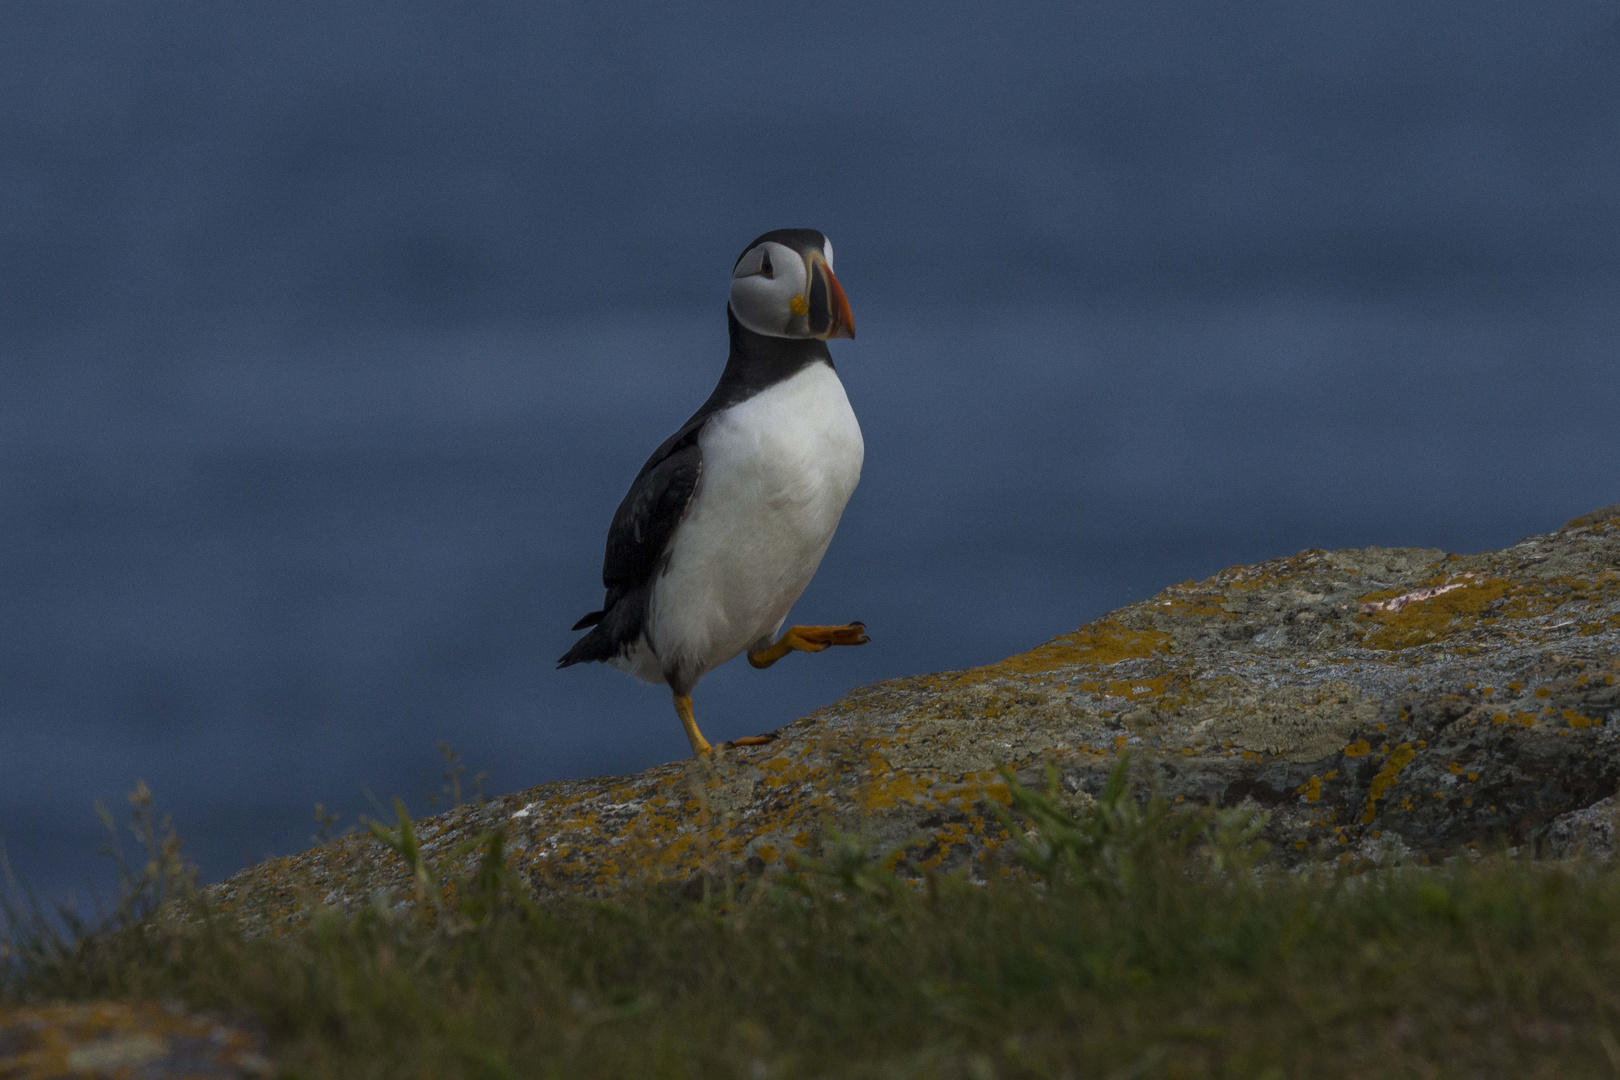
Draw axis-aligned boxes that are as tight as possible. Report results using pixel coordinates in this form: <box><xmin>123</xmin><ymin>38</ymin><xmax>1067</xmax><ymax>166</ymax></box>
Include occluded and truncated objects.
<box><xmin>725</xmin><ymin>733</ymin><xmax>779</xmax><ymax>748</ymax></box>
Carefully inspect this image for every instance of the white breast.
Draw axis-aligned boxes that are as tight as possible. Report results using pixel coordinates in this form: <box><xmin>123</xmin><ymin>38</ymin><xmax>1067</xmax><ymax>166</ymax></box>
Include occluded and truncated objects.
<box><xmin>643</xmin><ymin>361</ymin><xmax>863</xmax><ymax>687</ymax></box>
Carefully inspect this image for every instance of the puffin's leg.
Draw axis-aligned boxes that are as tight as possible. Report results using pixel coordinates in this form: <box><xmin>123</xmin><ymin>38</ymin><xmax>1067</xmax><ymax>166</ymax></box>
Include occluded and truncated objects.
<box><xmin>673</xmin><ymin>693</ymin><xmax>712</xmax><ymax>755</ymax></box>
<box><xmin>747</xmin><ymin>622</ymin><xmax>869</xmax><ymax>670</ymax></box>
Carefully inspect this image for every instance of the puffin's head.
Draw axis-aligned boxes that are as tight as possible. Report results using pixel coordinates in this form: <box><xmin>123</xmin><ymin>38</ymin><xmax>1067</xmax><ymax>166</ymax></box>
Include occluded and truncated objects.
<box><xmin>728</xmin><ymin>228</ymin><xmax>854</xmax><ymax>341</ymax></box>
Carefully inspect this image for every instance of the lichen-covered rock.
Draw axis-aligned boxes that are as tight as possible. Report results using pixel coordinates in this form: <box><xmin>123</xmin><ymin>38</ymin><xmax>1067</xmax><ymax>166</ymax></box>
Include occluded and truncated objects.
<box><xmin>1545</xmin><ymin>795</ymin><xmax>1619</xmax><ymax>860</ymax></box>
<box><xmin>208</xmin><ymin>508</ymin><xmax>1620</xmax><ymax>932</ymax></box>
<box><xmin>0</xmin><ymin>1002</ymin><xmax>269</xmax><ymax>1079</ymax></box>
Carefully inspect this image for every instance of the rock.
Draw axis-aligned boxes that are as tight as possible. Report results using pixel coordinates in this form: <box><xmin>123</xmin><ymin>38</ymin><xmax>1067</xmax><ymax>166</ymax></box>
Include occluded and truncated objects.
<box><xmin>1545</xmin><ymin>795</ymin><xmax>1619</xmax><ymax>860</ymax></box>
<box><xmin>208</xmin><ymin>510</ymin><xmax>1620</xmax><ymax>932</ymax></box>
<box><xmin>0</xmin><ymin>1002</ymin><xmax>270</xmax><ymax>1079</ymax></box>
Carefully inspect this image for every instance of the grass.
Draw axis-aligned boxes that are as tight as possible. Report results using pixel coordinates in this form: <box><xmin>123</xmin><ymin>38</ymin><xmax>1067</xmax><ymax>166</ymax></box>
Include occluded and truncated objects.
<box><xmin>6</xmin><ymin>762</ymin><xmax>1620</xmax><ymax>1079</ymax></box>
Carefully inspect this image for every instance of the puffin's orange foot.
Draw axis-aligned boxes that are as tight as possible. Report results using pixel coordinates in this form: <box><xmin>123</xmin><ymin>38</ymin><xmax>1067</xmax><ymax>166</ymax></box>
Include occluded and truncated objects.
<box><xmin>748</xmin><ymin>623</ymin><xmax>870</xmax><ymax>669</ymax></box>
<box><xmin>792</xmin><ymin>622</ymin><xmax>870</xmax><ymax>649</ymax></box>
<box><xmin>724</xmin><ymin>733</ymin><xmax>779</xmax><ymax>749</ymax></box>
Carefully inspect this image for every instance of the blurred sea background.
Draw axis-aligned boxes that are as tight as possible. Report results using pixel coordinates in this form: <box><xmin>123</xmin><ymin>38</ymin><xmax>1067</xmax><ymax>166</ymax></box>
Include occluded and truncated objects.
<box><xmin>3</xmin><ymin>1</ymin><xmax>1618</xmax><ymax>901</ymax></box>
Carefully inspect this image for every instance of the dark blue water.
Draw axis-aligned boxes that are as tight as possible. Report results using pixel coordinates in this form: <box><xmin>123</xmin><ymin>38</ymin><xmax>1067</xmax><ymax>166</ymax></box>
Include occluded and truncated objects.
<box><xmin>3</xmin><ymin>0</ymin><xmax>1618</xmax><ymax>901</ymax></box>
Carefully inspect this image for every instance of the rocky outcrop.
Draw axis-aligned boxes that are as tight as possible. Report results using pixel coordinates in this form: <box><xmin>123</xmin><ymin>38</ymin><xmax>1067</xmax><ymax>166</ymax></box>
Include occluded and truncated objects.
<box><xmin>209</xmin><ymin>507</ymin><xmax>1620</xmax><ymax>931</ymax></box>
<box><xmin>0</xmin><ymin>1002</ymin><xmax>269</xmax><ymax>1079</ymax></box>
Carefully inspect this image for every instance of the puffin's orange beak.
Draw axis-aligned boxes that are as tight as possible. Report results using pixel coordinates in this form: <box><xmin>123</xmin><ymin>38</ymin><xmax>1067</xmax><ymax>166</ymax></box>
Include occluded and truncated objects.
<box><xmin>808</xmin><ymin>258</ymin><xmax>855</xmax><ymax>341</ymax></box>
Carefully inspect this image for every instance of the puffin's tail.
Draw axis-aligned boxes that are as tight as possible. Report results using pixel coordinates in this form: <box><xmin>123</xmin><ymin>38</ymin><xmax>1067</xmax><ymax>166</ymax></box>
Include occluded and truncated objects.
<box><xmin>557</xmin><ymin>627</ymin><xmax>612</xmax><ymax>668</ymax></box>
<box><xmin>557</xmin><ymin>588</ymin><xmax>646</xmax><ymax>668</ymax></box>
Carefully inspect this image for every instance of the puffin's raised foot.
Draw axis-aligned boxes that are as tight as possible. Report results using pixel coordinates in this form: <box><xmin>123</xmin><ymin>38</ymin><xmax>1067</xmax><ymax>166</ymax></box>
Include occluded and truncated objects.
<box><xmin>747</xmin><ymin>622</ymin><xmax>869</xmax><ymax>669</ymax></box>
<box><xmin>724</xmin><ymin>733</ymin><xmax>779</xmax><ymax>749</ymax></box>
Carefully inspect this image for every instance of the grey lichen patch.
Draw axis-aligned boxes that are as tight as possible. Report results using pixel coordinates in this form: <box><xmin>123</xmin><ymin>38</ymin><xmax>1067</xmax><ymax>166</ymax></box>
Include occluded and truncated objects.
<box><xmin>205</xmin><ymin>509</ymin><xmax>1620</xmax><ymax>929</ymax></box>
<box><xmin>1323</xmin><ymin>546</ymin><xmax>1448</xmax><ymax>581</ymax></box>
<box><xmin>1545</xmin><ymin>795</ymin><xmax>1620</xmax><ymax>860</ymax></box>
<box><xmin>1207</xmin><ymin>680</ymin><xmax>1378</xmax><ymax>762</ymax></box>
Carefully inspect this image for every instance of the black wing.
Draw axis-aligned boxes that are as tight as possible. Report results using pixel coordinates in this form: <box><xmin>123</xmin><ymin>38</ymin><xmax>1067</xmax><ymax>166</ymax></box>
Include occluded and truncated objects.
<box><xmin>602</xmin><ymin>428</ymin><xmax>703</xmax><ymax>596</ymax></box>
<box><xmin>558</xmin><ymin>423</ymin><xmax>704</xmax><ymax>666</ymax></box>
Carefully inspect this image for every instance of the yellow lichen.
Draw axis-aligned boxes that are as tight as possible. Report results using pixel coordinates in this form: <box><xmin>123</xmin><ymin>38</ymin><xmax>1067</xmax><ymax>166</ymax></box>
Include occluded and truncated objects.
<box><xmin>1360</xmin><ymin>743</ymin><xmax>1417</xmax><ymax>824</ymax></box>
<box><xmin>971</xmin><ymin>619</ymin><xmax>1171</xmax><ymax>679</ymax></box>
<box><xmin>1105</xmin><ymin>675</ymin><xmax>1168</xmax><ymax>699</ymax></box>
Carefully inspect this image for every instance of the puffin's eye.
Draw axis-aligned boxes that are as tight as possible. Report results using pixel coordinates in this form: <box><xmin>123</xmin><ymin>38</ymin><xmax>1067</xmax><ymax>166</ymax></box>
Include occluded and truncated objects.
<box><xmin>760</xmin><ymin>250</ymin><xmax>773</xmax><ymax>278</ymax></box>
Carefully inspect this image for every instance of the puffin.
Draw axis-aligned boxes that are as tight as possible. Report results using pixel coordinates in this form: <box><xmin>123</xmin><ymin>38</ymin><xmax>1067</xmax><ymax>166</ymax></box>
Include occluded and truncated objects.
<box><xmin>558</xmin><ymin>228</ymin><xmax>868</xmax><ymax>755</ymax></box>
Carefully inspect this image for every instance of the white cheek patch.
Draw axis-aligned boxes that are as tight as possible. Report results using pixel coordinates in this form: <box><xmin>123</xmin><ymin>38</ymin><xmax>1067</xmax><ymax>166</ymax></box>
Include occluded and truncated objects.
<box><xmin>822</xmin><ymin>237</ymin><xmax>833</xmax><ymax>271</ymax></box>
<box><xmin>733</xmin><ymin>245</ymin><xmax>767</xmax><ymax>278</ymax></box>
<box><xmin>729</xmin><ymin>241</ymin><xmax>809</xmax><ymax>338</ymax></box>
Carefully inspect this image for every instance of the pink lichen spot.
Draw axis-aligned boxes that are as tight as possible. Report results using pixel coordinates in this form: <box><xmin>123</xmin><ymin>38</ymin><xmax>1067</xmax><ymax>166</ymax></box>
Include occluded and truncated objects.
<box><xmin>1357</xmin><ymin>576</ymin><xmax>1507</xmax><ymax>650</ymax></box>
<box><xmin>1358</xmin><ymin>579</ymin><xmax>1474</xmax><ymax>614</ymax></box>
